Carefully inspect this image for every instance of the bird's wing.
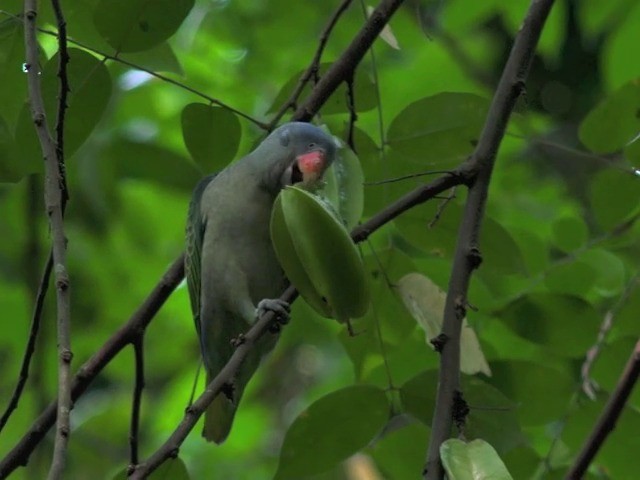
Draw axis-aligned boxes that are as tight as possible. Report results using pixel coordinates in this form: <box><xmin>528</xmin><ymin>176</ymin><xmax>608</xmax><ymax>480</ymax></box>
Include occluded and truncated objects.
<box><xmin>185</xmin><ymin>174</ymin><xmax>217</xmax><ymax>335</ymax></box>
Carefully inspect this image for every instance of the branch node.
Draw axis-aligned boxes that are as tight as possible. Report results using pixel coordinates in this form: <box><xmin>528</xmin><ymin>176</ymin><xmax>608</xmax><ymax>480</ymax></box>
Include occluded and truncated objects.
<box><xmin>468</xmin><ymin>246</ymin><xmax>482</xmax><ymax>270</ymax></box>
<box><xmin>454</xmin><ymin>295</ymin><xmax>467</xmax><ymax>321</ymax></box>
<box><xmin>452</xmin><ymin>390</ymin><xmax>470</xmax><ymax>431</ymax></box>
<box><xmin>60</xmin><ymin>349</ymin><xmax>73</xmax><ymax>364</ymax></box>
<box><xmin>430</xmin><ymin>333</ymin><xmax>448</xmax><ymax>353</ymax></box>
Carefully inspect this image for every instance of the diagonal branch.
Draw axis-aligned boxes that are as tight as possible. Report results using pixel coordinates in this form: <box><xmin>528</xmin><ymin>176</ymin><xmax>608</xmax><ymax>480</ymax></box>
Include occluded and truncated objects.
<box><xmin>565</xmin><ymin>338</ymin><xmax>640</xmax><ymax>479</ymax></box>
<box><xmin>423</xmin><ymin>1</ymin><xmax>556</xmax><ymax>478</ymax></box>
<box><xmin>0</xmin><ymin>254</ymin><xmax>52</xmax><ymax>433</ymax></box>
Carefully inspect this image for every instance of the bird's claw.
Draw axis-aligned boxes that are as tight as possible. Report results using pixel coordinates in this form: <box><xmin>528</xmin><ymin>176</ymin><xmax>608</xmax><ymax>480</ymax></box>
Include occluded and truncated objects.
<box><xmin>230</xmin><ymin>333</ymin><xmax>246</xmax><ymax>347</ymax></box>
<box><xmin>256</xmin><ymin>298</ymin><xmax>290</xmax><ymax>333</ymax></box>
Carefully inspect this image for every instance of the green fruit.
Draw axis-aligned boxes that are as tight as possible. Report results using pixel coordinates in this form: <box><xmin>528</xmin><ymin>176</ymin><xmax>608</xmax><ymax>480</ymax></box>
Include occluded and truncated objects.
<box><xmin>270</xmin><ymin>186</ymin><xmax>370</xmax><ymax>321</ymax></box>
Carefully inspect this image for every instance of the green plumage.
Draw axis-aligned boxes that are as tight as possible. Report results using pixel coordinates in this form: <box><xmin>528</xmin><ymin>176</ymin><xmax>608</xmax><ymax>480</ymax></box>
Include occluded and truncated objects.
<box><xmin>185</xmin><ymin>122</ymin><xmax>336</xmax><ymax>443</ymax></box>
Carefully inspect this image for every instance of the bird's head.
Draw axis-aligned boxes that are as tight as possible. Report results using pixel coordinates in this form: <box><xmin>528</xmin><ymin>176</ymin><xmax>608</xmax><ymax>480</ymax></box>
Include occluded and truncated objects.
<box><xmin>260</xmin><ymin>122</ymin><xmax>337</xmax><ymax>192</ymax></box>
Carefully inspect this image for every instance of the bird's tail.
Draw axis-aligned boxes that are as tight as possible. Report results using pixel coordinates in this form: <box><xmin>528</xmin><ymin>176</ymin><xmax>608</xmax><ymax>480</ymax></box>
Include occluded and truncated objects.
<box><xmin>203</xmin><ymin>381</ymin><xmax>237</xmax><ymax>444</ymax></box>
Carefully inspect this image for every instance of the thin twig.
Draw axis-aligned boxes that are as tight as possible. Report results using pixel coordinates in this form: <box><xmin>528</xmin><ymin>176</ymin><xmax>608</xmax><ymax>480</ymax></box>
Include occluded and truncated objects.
<box><xmin>23</xmin><ymin>0</ymin><xmax>73</xmax><ymax>478</ymax></box>
<box><xmin>365</xmin><ymin>170</ymin><xmax>456</xmax><ymax>186</ymax></box>
<box><xmin>51</xmin><ymin>0</ymin><xmax>69</xmax><ymax>206</ymax></box>
<box><xmin>581</xmin><ymin>274</ymin><xmax>640</xmax><ymax>399</ymax></box>
<box><xmin>428</xmin><ymin>187</ymin><xmax>456</xmax><ymax>229</ymax></box>
<box><xmin>128</xmin><ymin>336</ymin><xmax>145</xmax><ymax>471</ymax></box>
<box><xmin>267</xmin><ymin>0</ymin><xmax>353</xmax><ymax>130</ymax></box>
<box><xmin>345</xmin><ymin>73</ymin><xmax>357</xmax><ymax>150</ymax></box>
<box><xmin>0</xmin><ymin>254</ymin><xmax>52</xmax><ymax>433</ymax></box>
<box><xmin>565</xmin><ymin>338</ymin><xmax>640</xmax><ymax>479</ymax></box>
<box><xmin>423</xmin><ymin>1</ymin><xmax>556</xmax><ymax>478</ymax></box>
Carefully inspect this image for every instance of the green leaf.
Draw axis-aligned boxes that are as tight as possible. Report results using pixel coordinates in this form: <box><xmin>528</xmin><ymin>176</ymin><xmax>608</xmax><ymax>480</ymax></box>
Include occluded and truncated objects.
<box><xmin>274</xmin><ymin>385</ymin><xmax>389</xmax><ymax>479</ymax></box>
<box><xmin>181</xmin><ymin>103</ymin><xmax>241</xmax><ymax>172</ymax></box>
<box><xmin>486</xmin><ymin>361</ymin><xmax>574</xmax><ymax>425</ymax></box>
<box><xmin>579</xmin><ymin>81</ymin><xmax>640</xmax><ymax>154</ymax></box>
<box><xmin>401</xmin><ymin>371</ymin><xmax>524</xmax><ymax>454</ymax></box>
<box><xmin>0</xmin><ymin>18</ymin><xmax>29</xmax><ymax>129</ymax></box>
<box><xmin>551</xmin><ymin>215</ymin><xmax>588</xmax><ymax>252</ymax></box>
<box><xmin>93</xmin><ymin>0</ymin><xmax>194</xmax><ymax>53</ymax></box>
<box><xmin>14</xmin><ymin>47</ymin><xmax>112</xmax><ymax>173</ymax></box>
<box><xmin>500</xmin><ymin>293</ymin><xmax>600</xmax><ymax>358</ymax></box>
<box><xmin>544</xmin><ymin>260</ymin><xmax>597</xmax><ymax>298</ymax></box>
<box><xmin>397</xmin><ymin>273</ymin><xmax>491</xmax><ymax>376</ymax></box>
<box><xmin>387</xmin><ymin>92</ymin><xmax>490</xmax><ymax>166</ymax></box>
<box><xmin>579</xmin><ymin>248</ymin><xmax>626</xmax><ymax>297</ymax></box>
<box><xmin>369</xmin><ymin>422</ymin><xmax>430</xmax><ymax>480</ymax></box>
<box><xmin>267</xmin><ymin>63</ymin><xmax>377</xmax><ymax>115</ymax></box>
<box><xmin>441</xmin><ymin>439</ymin><xmax>514</xmax><ymax>480</ymax></box>
<box><xmin>589</xmin><ymin>169</ymin><xmax>640</xmax><ymax>230</ymax></box>
<box><xmin>109</xmin><ymin>139</ymin><xmax>201</xmax><ymax>192</ymax></box>
<box><xmin>0</xmin><ymin>115</ymin><xmax>22</xmax><ymax>182</ymax></box>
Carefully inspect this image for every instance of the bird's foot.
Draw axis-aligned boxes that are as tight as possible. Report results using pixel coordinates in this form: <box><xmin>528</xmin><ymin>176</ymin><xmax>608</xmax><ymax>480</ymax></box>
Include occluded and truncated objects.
<box><xmin>230</xmin><ymin>333</ymin><xmax>246</xmax><ymax>347</ymax></box>
<box><xmin>256</xmin><ymin>298</ymin><xmax>290</xmax><ymax>333</ymax></box>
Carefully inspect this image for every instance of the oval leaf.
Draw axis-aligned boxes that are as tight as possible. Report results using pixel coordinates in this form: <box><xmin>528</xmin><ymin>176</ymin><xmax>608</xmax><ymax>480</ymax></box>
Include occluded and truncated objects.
<box><xmin>181</xmin><ymin>103</ymin><xmax>241</xmax><ymax>171</ymax></box>
<box><xmin>441</xmin><ymin>439</ymin><xmax>514</xmax><ymax>480</ymax></box>
<box><xmin>14</xmin><ymin>48</ymin><xmax>112</xmax><ymax>174</ymax></box>
<box><xmin>387</xmin><ymin>93</ymin><xmax>490</xmax><ymax>166</ymax></box>
<box><xmin>93</xmin><ymin>0</ymin><xmax>194</xmax><ymax>52</ymax></box>
<box><xmin>397</xmin><ymin>273</ymin><xmax>491</xmax><ymax>376</ymax></box>
<box><xmin>579</xmin><ymin>81</ymin><xmax>640</xmax><ymax>154</ymax></box>
<box><xmin>275</xmin><ymin>385</ymin><xmax>389</xmax><ymax>479</ymax></box>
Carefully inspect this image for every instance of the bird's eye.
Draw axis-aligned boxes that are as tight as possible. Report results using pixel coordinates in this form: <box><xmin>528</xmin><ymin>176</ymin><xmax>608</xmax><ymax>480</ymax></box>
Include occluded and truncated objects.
<box><xmin>308</xmin><ymin>142</ymin><xmax>316</xmax><ymax>149</ymax></box>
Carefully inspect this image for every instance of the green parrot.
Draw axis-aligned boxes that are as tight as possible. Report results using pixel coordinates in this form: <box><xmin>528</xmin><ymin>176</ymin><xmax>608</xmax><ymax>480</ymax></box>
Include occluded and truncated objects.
<box><xmin>185</xmin><ymin>122</ymin><xmax>337</xmax><ymax>443</ymax></box>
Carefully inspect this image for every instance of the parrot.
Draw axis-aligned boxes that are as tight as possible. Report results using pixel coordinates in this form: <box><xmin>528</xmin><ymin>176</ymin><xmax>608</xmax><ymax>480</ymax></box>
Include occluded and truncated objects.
<box><xmin>185</xmin><ymin>122</ymin><xmax>337</xmax><ymax>443</ymax></box>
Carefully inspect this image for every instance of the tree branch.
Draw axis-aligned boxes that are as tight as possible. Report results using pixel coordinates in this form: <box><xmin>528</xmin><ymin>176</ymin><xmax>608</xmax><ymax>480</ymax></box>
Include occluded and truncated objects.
<box><xmin>292</xmin><ymin>0</ymin><xmax>404</xmax><ymax>121</ymax></box>
<box><xmin>0</xmin><ymin>254</ymin><xmax>52</xmax><ymax>433</ymax></box>
<box><xmin>565</xmin><ymin>338</ymin><xmax>640</xmax><ymax>479</ymax></box>
<box><xmin>0</xmin><ymin>256</ymin><xmax>185</xmax><ymax>478</ymax></box>
<box><xmin>267</xmin><ymin>0</ymin><xmax>354</xmax><ymax>130</ymax></box>
<box><xmin>423</xmin><ymin>1</ymin><xmax>556</xmax><ymax>479</ymax></box>
<box><xmin>128</xmin><ymin>336</ymin><xmax>145</xmax><ymax>471</ymax></box>
<box><xmin>23</xmin><ymin>0</ymin><xmax>73</xmax><ymax>478</ymax></box>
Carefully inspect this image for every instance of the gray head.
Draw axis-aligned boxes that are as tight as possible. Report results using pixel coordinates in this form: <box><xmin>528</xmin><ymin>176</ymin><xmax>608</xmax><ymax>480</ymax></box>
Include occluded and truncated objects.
<box><xmin>250</xmin><ymin>122</ymin><xmax>337</xmax><ymax>193</ymax></box>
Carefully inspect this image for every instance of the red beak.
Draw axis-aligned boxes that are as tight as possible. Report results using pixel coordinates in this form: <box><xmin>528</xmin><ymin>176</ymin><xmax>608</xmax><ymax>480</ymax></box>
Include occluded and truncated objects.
<box><xmin>296</xmin><ymin>150</ymin><xmax>326</xmax><ymax>184</ymax></box>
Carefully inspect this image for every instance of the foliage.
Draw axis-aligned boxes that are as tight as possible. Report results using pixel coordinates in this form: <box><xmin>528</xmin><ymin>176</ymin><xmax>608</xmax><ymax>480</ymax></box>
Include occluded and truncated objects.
<box><xmin>0</xmin><ymin>0</ymin><xmax>639</xmax><ymax>479</ymax></box>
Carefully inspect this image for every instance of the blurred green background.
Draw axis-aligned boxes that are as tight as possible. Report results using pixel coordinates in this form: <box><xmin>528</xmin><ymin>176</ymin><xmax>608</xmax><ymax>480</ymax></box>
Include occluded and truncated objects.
<box><xmin>0</xmin><ymin>0</ymin><xmax>639</xmax><ymax>478</ymax></box>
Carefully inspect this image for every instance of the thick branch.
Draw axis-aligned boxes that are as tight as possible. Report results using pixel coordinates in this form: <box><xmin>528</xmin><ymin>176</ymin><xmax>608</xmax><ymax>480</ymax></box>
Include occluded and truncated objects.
<box><xmin>423</xmin><ymin>1</ymin><xmax>556</xmax><ymax>479</ymax></box>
